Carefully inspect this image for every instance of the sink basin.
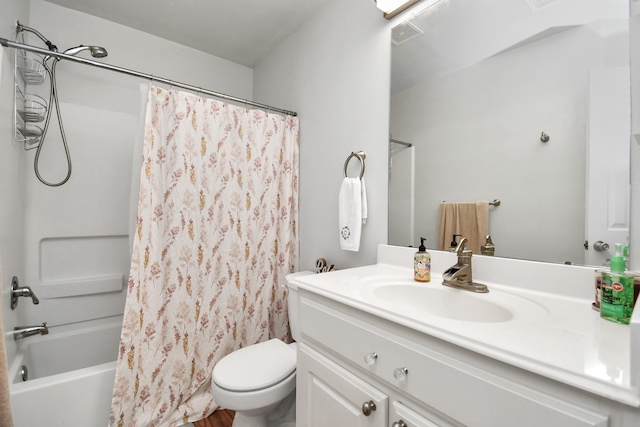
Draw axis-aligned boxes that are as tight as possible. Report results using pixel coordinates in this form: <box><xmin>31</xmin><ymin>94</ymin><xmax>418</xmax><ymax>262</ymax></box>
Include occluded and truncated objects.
<box><xmin>362</xmin><ymin>279</ymin><xmax>547</xmax><ymax>324</ymax></box>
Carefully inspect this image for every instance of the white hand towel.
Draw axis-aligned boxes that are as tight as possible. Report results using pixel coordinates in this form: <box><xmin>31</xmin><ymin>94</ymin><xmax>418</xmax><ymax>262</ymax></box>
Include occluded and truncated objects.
<box><xmin>339</xmin><ymin>177</ymin><xmax>366</xmax><ymax>251</ymax></box>
<box><xmin>361</xmin><ymin>179</ymin><xmax>367</xmax><ymax>225</ymax></box>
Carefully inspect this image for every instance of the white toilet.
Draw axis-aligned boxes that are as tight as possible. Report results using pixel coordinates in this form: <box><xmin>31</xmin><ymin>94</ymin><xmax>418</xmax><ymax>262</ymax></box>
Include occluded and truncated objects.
<box><xmin>210</xmin><ymin>271</ymin><xmax>311</xmax><ymax>427</ymax></box>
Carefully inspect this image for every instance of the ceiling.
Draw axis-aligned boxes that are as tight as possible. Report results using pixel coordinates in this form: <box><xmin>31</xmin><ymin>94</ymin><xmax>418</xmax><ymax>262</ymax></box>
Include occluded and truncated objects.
<box><xmin>42</xmin><ymin>0</ymin><xmax>332</xmax><ymax>68</ymax></box>
<box><xmin>390</xmin><ymin>0</ymin><xmax>628</xmax><ymax>94</ymax></box>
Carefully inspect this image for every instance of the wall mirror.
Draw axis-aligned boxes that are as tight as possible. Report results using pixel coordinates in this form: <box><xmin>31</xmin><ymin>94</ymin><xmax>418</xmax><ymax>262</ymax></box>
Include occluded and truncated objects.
<box><xmin>388</xmin><ymin>0</ymin><xmax>631</xmax><ymax>266</ymax></box>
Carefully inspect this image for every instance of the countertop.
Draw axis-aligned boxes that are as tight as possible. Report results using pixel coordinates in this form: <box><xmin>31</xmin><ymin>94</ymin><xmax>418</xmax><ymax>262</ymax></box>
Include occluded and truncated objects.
<box><xmin>289</xmin><ymin>245</ymin><xmax>640</xmax><ymax>407</ymax></box>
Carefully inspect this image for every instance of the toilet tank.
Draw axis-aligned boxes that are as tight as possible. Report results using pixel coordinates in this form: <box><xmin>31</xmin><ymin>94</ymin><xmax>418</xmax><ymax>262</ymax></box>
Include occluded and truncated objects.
<box><xmin>285</xmin><ymin>271</ymin><xmax>314</xmax><ymax>342</ymax></box>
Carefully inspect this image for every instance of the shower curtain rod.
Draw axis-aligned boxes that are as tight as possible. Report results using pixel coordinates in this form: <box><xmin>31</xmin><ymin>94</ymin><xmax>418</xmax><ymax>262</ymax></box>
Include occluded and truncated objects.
<box><xmin>390</xmin><ymin>138</ymin><xmax>412</xmax><ymax>147</ymax></box>
<box><xmin>0</xmin><ymin>38</ymin><xmax>298</xmax><ymax>117</ymax></box>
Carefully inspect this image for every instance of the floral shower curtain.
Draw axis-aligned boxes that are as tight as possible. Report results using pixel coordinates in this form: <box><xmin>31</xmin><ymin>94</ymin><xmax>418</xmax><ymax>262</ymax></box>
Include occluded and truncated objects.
<box><xmin>110</xmin><ymin>85</ymin><xmax>299</xmax><ymax>427</ymax></box>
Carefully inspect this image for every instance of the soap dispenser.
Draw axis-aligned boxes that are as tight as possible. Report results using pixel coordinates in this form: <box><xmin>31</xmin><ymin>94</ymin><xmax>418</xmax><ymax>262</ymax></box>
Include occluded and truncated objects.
<box><xmin>448</xmin><ymin>234</ymin><xmax>461</xmax><ymax>252</ymax></box>
<box><xmin>414</xmin><ymin>237</ymin><xmax>431</xmax><ymax>282</ymax></box>
<box><xmin>481</xmin><ymin>235</ymin><xmax>495</xmax><ymax>256</ymax></box>
<box><xmin>600</xmin><ymin>243</ymin><xmax>635</xmax><ymax>324</ymax></box>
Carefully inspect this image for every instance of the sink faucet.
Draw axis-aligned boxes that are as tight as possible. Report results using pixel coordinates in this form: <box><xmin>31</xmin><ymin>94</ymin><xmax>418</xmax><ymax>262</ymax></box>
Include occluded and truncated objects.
<box><xmin>442</xmin><ymin>238</ymin><xmax>489</xmax><ymax>293</ymax></box>
<box><xmin>14</xmin><ymin>322</ymin><xmax>49</xmax><ymax>340</ymax></box>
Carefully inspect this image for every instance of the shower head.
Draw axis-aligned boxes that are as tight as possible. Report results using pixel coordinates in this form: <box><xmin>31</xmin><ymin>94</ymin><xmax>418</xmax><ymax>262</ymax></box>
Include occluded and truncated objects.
<box><xmin>62</xmin><ymin>45</ymin><xmax>108</xmax><ymax>58</ymax></box>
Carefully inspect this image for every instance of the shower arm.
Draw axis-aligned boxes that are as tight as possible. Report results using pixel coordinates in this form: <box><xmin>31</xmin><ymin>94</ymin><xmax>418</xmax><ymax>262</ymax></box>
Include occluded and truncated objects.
<box><xmin>16</xmin><ymin>21</ymin><xmax>58</xmax><ymax>52</ymax></box>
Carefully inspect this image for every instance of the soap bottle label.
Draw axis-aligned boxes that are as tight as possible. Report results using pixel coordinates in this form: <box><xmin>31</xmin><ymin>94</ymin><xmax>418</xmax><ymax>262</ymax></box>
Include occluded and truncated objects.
<box><xmin>600</xmin><ymin>272</ymin><xmax>634</xmax><ymax>324</ymax></box>
<box><xmin>414</xmin><ymin>254</ymin><xmax>431</xmax><ymax>282</ymax></box>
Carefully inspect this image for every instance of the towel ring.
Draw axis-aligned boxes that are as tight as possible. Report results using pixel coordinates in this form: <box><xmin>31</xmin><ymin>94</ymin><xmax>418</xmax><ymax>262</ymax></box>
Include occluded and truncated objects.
<box><xmin>344</xmin><ymin>151</ymin><xmax>366</xmax><ymax>180</ymax></box>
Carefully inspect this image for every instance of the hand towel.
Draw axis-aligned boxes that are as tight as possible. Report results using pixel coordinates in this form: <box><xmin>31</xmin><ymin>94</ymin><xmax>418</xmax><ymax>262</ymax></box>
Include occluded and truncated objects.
<box><xmin>438</xmin><ymin>201</ymin><xmax>489</xmax><ymax>254</ymax></box>
<box><xmin>339</xmin><ymin>177</ymin><xmax>367</xmax><ymax>251</ymax></box>
<box><xmin>361</xmin><ymin>179</ymin><xmax>368</xmax><ymax>224</ymax></box>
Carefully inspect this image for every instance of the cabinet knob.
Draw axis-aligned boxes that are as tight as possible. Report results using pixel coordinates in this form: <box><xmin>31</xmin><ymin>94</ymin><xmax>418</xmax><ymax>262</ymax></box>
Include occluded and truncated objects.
<box><xmin>393</xmin><ymin>366</ymin><xmax>409</xmax><ymax>381</ymax></box>
<box><xmin>364</xmin><ymin>352</ymin><xmax>378</xmax><ymax>365</ymax></box>
<box><xmin>392</xmin><ymin>421</ymin><xmax>408</xmax><ymax>427</ymax></box>
<box><xmin>362</xmin><ymin>400</ymin><xmax>377</xmax><ymax>416</ymax></box>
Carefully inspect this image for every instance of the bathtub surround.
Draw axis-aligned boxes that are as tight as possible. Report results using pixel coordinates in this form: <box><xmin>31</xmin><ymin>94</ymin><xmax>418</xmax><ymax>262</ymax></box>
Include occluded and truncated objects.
<box><xmin>110</xmin><ymin>86</ymin><xmax>299</xmax><ymax>426</ymax></box>
<box><xmin>9</xmin><ymin>317</ymin><xmax>120</xmax><ymax>426</ymax></box>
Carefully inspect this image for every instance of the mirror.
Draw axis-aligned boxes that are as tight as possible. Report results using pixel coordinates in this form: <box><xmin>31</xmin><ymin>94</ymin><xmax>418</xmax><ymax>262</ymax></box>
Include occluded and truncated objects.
<box><xmin>388</xmin><ymin>0</ymin><xmax>631</xmax><ymax>265</ymax></box>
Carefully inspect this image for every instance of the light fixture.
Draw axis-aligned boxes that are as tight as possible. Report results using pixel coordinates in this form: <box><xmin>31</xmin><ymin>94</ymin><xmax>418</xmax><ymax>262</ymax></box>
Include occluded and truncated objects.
<box><xmin>376</xmin><ymin>0</ymin><xmax>423</xmax><ymax>20</ymax></box>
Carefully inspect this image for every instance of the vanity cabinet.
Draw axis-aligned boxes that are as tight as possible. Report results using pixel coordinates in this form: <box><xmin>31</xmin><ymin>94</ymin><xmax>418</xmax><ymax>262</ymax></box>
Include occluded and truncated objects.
<box><xmin>298</xmin><ymin>343</ymin><xmax>455</xmax><ymax>427</ymax></box>
<box><xmin>296</xmin><ymin>290</ymin><xmax>623</xmax><ymax>427</ymax></box>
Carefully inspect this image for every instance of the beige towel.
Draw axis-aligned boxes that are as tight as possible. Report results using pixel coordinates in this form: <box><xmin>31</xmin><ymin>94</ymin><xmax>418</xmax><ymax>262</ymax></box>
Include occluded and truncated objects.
<box><xmin>438</xmin><ymin>201</ymin><xmax>489</xmax><ymax>254</ymax></box>
<box><xmin>0</xmin><ymin>263</ymin><xmax>15</xmax><ymax>427</ymax></box>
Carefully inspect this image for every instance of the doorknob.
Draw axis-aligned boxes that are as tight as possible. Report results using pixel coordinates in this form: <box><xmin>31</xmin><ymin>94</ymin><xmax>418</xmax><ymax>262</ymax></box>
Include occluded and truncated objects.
<box><xmin>593</xmin><ymin>241</ymin><xmax>610</xmax><ymax>252</ymax></box>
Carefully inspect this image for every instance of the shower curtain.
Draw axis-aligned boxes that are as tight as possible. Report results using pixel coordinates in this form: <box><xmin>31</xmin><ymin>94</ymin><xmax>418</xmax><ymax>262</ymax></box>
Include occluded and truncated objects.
<box><xmin>110</xmin><ymin>85</ymin><xmax>299</xmax><ymax>427</ymax></box>
<box><xmin>0</xmin><ymin>262</ymin><xmax>15</xmax><ymax>427</ymax></box>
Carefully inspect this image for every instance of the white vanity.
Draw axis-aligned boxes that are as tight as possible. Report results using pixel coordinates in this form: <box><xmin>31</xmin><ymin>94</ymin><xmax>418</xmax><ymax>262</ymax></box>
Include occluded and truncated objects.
<box><xmin>288</xmin><ymin>245</ymin><xmax>640</xmax><ymax>427</ymax></box>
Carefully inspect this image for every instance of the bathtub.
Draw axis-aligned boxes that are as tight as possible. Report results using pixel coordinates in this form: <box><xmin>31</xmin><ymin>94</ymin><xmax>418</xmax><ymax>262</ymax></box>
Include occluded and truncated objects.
<box><xmin>9</xmin><ymin>316</ymin><xmax>122</xmax><ymax>427</ymax></box>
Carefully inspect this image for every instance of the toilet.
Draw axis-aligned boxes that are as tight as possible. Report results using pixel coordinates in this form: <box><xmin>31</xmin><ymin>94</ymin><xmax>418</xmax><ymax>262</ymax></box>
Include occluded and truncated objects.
<box><xmin>210</xmin><ymin>271</ymin><xmax>312</xmax><ymax>427</ymax></box>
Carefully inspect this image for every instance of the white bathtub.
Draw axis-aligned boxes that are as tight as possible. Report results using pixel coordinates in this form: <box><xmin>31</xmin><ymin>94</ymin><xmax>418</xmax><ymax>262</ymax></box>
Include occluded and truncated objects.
<box><xmin>9</xmin><ymin>316</ymin><xmax>122</xmax><ymax>427</ymax></box>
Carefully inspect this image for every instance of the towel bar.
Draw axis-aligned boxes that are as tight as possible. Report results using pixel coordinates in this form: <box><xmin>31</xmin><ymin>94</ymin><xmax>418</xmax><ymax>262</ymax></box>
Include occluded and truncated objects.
<box><xmin>442</xmin><ymin>199</ymin><xmax>501</xmax><ymax>206</ymax></box>
<box><xmin>344</xmin><ymin>151</ymin><xmax>366</xmax><ymax>180</ymax></box>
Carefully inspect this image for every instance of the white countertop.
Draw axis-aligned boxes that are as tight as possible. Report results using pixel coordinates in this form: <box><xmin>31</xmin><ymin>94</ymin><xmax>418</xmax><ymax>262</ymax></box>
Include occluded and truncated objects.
<box><xmin>289</xmin><ymin>245</ymin><xmax>640</xmax><ymax>407</ymax></box>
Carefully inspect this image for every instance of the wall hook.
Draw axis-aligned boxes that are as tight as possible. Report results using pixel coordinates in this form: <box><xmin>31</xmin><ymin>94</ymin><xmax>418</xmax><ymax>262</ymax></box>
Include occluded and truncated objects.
<box><xmin>540</xmin><ymin>132</ymin><xmax>550</xmax><ymax>143</ymax></box>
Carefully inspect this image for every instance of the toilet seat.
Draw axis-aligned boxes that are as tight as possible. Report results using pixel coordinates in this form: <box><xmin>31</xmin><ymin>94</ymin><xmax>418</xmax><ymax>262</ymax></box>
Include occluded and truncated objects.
<box><xmin>212</xmin><ymin>339</ymin><xmax>296</xmax><ymax>392</ymax></box>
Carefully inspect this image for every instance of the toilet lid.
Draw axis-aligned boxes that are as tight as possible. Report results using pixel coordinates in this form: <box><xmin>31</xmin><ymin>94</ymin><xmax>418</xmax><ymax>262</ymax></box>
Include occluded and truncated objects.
<box><xmin>212</xmin><ymin>339</ymin><xmax>296</xmax><ymax>392</ymax></box>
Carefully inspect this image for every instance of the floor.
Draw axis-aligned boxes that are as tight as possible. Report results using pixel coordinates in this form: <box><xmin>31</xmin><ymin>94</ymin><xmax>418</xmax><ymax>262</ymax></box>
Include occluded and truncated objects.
<box><xmin>193</xmin><ymin>409</ymin><xmax>235</xmax><ymax>427</ymax></box>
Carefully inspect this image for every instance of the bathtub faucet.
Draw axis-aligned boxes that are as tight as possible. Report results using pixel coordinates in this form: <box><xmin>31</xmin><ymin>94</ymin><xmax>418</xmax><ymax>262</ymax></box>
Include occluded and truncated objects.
<box><xmin>10</xmin><ymin>276</ymin><xmax>40</xmax><ymax>309</ymax></box>
<box><xmin>14</xmin><ymin>322</ymin><xmax>48</xmax><ymax>340</ymax></box>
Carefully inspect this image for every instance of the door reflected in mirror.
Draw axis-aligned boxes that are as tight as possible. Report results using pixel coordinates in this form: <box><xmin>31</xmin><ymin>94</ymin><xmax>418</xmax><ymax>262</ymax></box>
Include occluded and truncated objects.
<box><xmin>388</xmin><ymin>0</ymin><xmax>631</xmax><ymax>266</ymax></box>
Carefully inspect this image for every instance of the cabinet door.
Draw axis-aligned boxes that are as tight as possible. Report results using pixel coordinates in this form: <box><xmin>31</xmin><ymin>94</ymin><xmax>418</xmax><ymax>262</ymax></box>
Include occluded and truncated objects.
<box><xmin>390</xmin><ymin>400</ymin><xmax>461</xmax><ymax>427</ymax></box>
<box><xmin>298</xmin><ymin>343</ymin><xmax>388</xmax><ymax>427</ymax></box>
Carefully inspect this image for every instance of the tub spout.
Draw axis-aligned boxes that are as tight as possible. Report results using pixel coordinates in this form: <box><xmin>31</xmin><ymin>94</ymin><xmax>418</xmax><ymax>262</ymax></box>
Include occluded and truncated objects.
<box><xmin>14</xmin><ymin>322</ymin><xmax>48</xmax><ymax>340</ymax></box>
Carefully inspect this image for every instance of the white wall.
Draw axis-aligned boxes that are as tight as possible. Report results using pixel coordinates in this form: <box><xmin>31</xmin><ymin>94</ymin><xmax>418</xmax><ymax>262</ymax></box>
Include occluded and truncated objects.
<box><xmin>0</xmin><ymin>0</ymin><xmax>30</xmax><ymax>382</ymax></box>
<box><xmin>391</xmin><ymin>20</ymin><xmax>628</xmax><ymax>264</ymax></box>
<box><xmin>254</xmin><ymin>0</ymin><xmax>392</xmax><ymax>271</ymax></box>
<box><xmin>631</xmin><ymin>5</ymin><xmax>640</xmax><ymax>272</ymax></box>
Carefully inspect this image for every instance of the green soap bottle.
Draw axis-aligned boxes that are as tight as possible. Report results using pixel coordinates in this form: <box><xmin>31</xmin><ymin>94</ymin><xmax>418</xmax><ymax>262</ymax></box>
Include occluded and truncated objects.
<box><xmin>600</xmin><ymin>243</ymin><xmax>635</xmax><ymax>324</ymax></box>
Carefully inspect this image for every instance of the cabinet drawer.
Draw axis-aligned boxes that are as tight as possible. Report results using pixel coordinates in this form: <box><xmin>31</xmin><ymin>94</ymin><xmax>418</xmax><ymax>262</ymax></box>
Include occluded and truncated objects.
<box><xmin>298</xmin><ymin>343</ymin><xmax>388</xmax><ymax>426</ymax></box>
<box><xmin>391</xmin><ymin>401</ymin><xmax>454</xmax><ymax>427</ymax></box>
<box><xmin>299</xmin><ymin>295</ymin><xmax>608</xmax><ymax>427</ymax></box>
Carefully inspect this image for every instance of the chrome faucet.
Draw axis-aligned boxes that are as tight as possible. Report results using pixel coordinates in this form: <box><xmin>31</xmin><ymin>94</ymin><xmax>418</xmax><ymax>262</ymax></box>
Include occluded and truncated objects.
<box><xmin>10</xmin><ymin>276</ymin><xmax>40</xmax><ymax>309</ymax></box>
<box><xmin>14</xmin><ymin>322</ymin><xmax>48</xmax><ymax>340</ymax></box>
<box><xmin>442</xmin><ymin>238</ymin><xmax>489</xmax><ymax>293</ymax></box>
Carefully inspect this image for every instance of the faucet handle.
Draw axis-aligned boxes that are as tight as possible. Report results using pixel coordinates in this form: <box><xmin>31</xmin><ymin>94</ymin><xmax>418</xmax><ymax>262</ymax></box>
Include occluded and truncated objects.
<box><xmin>10</xmin><ymin>276</ymin><xmax>40</xmax><ymax>310</ymax></box>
